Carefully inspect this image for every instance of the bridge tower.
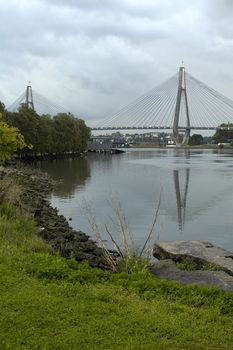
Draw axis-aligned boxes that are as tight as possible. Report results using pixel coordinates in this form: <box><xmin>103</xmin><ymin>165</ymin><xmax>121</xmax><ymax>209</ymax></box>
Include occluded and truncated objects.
<box><xmin>25</xmin><ymin>84</ymin><xmax>35</xmax><ymax>110</ymax></box>
<box><xmin>173</xmin><ymin>66</ymin><xmax>190</xmax><ymax>146</ymax></box>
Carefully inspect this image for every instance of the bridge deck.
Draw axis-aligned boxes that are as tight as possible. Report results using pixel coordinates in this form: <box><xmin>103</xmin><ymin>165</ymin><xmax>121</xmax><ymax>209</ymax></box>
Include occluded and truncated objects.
<box><xmin>91</xmin><ymin>126</ymin><xmax>233</xmax><ymax>131</ymax></box>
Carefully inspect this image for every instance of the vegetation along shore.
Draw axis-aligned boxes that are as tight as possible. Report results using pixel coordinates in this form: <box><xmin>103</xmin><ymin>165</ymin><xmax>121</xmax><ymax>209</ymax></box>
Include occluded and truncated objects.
<box><xmin>1</xmin><ymin>185</ymin><xmax>233</xmax><ymax>349</ymax></box>
<box><xmin>0</xmin><ymin>102</ymin><xmax>233</xmax><ymax>349</ymax></box>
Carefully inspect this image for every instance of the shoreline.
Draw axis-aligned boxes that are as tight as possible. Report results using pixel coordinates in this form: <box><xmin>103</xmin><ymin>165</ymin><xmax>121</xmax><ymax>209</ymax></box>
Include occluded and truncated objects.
<box><xmin>1</xmin><ymin>164</ymin><xmax>111</xmax><ymax>269</ymax></box>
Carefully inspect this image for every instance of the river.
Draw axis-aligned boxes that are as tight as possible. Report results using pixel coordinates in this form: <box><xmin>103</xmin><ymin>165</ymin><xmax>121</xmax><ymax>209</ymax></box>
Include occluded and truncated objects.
<box><xmin>38</xmin><ymin>148</ymin><xmax>233</xmax><ymax>253</ymax></box>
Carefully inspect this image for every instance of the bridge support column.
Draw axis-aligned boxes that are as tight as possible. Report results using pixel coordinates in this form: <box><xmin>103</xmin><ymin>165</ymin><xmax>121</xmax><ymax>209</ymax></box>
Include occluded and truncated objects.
<box><xmin>173</xmin><ymin>67</ymin><xmax>190</xmax><ymax>146</ymax></box>
<box><xmin>26</xmin><ymin>85</ymin><xmax>35</xmax><ymax>110</ymax></box>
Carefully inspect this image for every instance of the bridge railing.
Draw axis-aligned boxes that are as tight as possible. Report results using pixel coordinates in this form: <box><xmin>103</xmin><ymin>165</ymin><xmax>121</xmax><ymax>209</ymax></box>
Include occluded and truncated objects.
<box><xmin>91</xmin><ymin>126</ymin><xmax>233</xmax><ymax>131</ymax></box>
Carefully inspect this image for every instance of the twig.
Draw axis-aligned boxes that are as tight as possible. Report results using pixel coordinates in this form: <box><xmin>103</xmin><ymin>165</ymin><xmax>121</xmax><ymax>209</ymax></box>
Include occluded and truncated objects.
<box><xmin>139</xmin><ymin>190</ymin><xmax>162</xmax><ymax>257</ymax></box>
<box><xmin>116</xmin><ymin>206</ymin><xmax>130</xmax><ymax>258</ymax></box>
<box><xmin>105</xmin><ymin>224</ymin><xmax>124</xmax><ymax>258</ymax></box>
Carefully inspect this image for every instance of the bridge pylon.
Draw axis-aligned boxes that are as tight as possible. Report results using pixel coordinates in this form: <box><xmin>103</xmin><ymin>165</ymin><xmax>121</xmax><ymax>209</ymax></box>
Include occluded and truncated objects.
<box><xmin>173</xmin><ymin>66</ymin><xmax>190</xmax><ymax>146</ymax></box>
<box><xmin>25</xmin><ymin>85</ymin><xmax>35</xmax><ymax>110</ymax></box>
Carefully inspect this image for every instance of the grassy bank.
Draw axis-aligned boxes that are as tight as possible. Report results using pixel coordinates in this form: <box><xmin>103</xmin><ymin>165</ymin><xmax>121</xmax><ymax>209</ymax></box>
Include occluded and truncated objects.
<box><xmin>0</xmin><ymin>204</ymin><xmax>233</xmax><ymax>350</ymax></box>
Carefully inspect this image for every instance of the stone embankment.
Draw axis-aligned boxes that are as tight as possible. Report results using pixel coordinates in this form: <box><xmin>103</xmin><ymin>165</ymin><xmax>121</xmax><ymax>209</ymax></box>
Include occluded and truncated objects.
<box><xmin>1</xmin><ymin>165</ymin><xmax>110</xmax><ymax>269</ymax></box>
<box><xmin>153</xmin><ymin>241</ymin><xmax>233</xmax><ymax>292</ymax></box>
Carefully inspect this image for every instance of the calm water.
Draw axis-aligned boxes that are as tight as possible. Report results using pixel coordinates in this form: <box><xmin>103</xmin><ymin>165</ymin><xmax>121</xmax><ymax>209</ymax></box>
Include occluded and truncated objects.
<box><xmin>39</xmin><ymin>149</ymin><xmax>233</xmax><ymax>252</ymax></box>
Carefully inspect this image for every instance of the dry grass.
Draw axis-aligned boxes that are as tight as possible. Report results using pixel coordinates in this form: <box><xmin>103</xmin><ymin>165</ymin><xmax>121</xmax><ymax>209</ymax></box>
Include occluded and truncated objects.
<box><xmin>0</xmin><ymin>175</ymin><xmax>21</xmax><ymax>206</ymax></box>
<box><xmin>82</xmin><ymin>194</ymin><xmax>161</xmax><ymax>272</ymax></box>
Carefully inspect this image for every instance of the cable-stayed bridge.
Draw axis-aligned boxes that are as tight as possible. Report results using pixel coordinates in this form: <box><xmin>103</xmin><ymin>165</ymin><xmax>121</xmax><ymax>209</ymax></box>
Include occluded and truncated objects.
<box><xmin>8</xmin><ymin>85</ymin><xmax>69</xmax><ymax>116</ymax></box>
<box><xmin>7</xmin><ymin>66</ymin><xmax>233</xmax><ymax>146</ymax></box>
<box><xmin>92</xmin><ymin>66</ymin><xmax>233</xmax><ymax>145</ymax></box>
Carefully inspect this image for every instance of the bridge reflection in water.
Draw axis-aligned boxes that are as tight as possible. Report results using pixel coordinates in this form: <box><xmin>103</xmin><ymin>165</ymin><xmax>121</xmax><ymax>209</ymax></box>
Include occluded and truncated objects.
<box><xmin>173</xmin><ymin>168</ymin><xmax>190</xmax><ymax>230</ymax></box>
<box><xmin>38</xmin><ymin>149</ymin><xmax>233</xmax><ymax>252</ymax></box>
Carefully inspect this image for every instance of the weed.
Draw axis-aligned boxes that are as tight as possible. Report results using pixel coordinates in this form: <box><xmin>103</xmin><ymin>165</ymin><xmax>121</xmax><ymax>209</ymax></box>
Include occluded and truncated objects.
<box><xmin>83</xmin><ymin>194</ymin><xmax>162</xmax><ymax>273</ymax></box>
<box><xmin>176</xmin><ymin>259</ymin><xmax>222</xmax><ymax>271</ymax></box>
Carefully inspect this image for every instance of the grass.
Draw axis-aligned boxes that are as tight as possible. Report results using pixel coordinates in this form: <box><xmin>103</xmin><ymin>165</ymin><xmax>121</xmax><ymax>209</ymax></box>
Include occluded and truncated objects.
<box><xmin>0</xmin><ymin>204</ymin><xmax>233</xmax><ymax>349</ymax></box>
<box><xmin>83</xmin><ymin>195</ymin><xmax>162</xmax><ymax>272</ymax></box>
<box><xmin>176</xmin><ymin>260</ymin><xmax>223</xmax><ymax>272</ymax></box>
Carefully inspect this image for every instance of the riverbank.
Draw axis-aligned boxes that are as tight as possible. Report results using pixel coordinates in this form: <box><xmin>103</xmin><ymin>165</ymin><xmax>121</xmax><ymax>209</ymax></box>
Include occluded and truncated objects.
<box><xmin>0</xmin><ymin>164</ymin><xmax>109</xmax><ymax>269</ymax></box>
<box><xmin>15</xmin><ymin>151</ymin><xmax>84</xmax><ymax>162</ymax></box>
<box><xmin>131</xmin><ymin>143</ymin><xmax>219</xmax><ymax>148</ymax></box>
<box><xmin>0</xmin><ymin>203</ymin><xmax>233</xmax><ymax>349</ymax></box>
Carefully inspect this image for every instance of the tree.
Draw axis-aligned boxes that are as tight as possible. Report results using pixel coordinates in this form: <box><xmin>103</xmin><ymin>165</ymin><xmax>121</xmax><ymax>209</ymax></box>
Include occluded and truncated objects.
<box><xmin>0</xmin><ymin>113</ymin><xmax>27</xmax><ymax>165</ymax></box>
<box><xmin>53</xmin><ymin>113</ymin><xmax>90</xmax><ymax>153</ymax></box>
<box><xmin>2</xmin><ymin>105</ymin><xmax>90</xmax><ymax>156</ymax></box>
<box><xmin>213</xmin><ymin>124</ymin><xmax>233</xmax><ymax>143</ymax></box>
<box><xmin>72</xmin><ymin>118</ymin><xmax>91</xmax><ymax>152</ymax></box>
<box><xmin>0</xmin><ymin>101</ymin><xmax>5</xmax><ymax>114</ymax></box>
<box><xmin>189</xmin><ymin>134</ymin><xmax>203</xmax><ymax>145</ymax></box>
<box><xmin>38</xmin><ymin>115</ymin><xmax>54</xmax><ymax>154</ymax></box>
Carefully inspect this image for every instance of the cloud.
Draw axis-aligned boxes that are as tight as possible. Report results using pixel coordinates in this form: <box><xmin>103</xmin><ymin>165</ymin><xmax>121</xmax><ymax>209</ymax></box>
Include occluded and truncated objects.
<box><xmin>0</xmin><ymin>0</ymin><xmax>233</xmax><ymax>122</ymax></box>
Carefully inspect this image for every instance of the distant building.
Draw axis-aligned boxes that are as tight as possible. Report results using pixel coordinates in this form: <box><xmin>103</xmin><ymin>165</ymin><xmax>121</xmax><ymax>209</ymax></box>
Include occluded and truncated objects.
<box><xmin>87</xmin><ymin>136</ymin><xmax>112</xmax><ymax>152</ymax></box>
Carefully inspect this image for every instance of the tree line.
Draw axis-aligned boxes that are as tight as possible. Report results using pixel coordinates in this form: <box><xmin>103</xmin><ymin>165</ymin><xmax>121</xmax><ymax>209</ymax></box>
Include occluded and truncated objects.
<box><xmin>189</xmin><ymin>126</ymin><xmax>233</xmax><ymax>145</ymax></box>
<box><xmin>0</xmin><ymin>102</ymin><xmax>90</xmax><ymax>159</ymax></box>
<box><xmin>212</xmin><ymin>123</ymin><xmax>233</xmax><ymax>144</ymax></box>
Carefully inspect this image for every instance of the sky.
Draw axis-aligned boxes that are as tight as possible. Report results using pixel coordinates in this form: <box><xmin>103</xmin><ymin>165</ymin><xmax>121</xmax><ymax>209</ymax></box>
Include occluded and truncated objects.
<box><xmin>0</xmin><ymin>0</ymin><xmax>233</xmax><ymax>124</ymax></box>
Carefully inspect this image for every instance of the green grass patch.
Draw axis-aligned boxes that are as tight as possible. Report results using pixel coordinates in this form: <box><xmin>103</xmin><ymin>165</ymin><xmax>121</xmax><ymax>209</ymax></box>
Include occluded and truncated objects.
<box><xmin>0</xmin><ymin>204</ymin><xmax>233</xmax><ymax>349</ymax></box>
<box><xmin>176</xmin><ymin>260</ymin><xmax>222</xmax><ymax>272</ymax></box>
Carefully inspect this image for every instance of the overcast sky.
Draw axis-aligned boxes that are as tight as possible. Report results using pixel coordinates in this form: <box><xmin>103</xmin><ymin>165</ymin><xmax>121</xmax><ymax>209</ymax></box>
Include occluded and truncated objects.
<box><xmin>0</xmin><ymin>0</ymin><xmax>233</xmax><ymax>122</ymax></box>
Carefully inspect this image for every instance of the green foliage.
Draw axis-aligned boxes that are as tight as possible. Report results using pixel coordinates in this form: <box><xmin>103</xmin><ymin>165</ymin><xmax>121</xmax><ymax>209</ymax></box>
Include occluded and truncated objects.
<box><xmin>0</xmin><ymin>205</ymin><xmax>233</xmax><ymax>349</ymax></box>
<box><xmin>0</xmin><ymin>101</ymin><xmax>5</xmax><ymax>114</ymax></box>
<box><xmin>3</xmin><ymin>104</ymin><xmax>90</xmax><ymax>155</ymax></box>
<box><xmin>176</xmin><ymin>260</ymin><xmax>222</xmax><ymax>272</ymax></box>
<box><xmin>0</xmin><ymin>113</ymin><xmax>27</xmax><ymax>165</ymax></box>
<box><xmin>189</xmin><ymin>134</ymin><xmax>203</xmax><ymax>145</ymax></box>
<box><xmin>53</xmin><ymin>113</ymin><xmax>90</xmax><ymax>153</ymax></box>
<box><xmin>213</xmin><ymin>123</ymin><xmax>233</xmax><ymax>143</ymax></box>
<box><xmin>117</xmin><ymin>256</ymin><xmax>151</xmax><ymax>274</ymax></box>
<box><xmin>86</xmin><ymin>196</ymin><xmax>161</xmax><ymax>273</ymax></box>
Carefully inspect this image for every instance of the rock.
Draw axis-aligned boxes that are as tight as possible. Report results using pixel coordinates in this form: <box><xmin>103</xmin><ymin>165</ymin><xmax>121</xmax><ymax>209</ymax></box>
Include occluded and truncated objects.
<box><xmin>153</xmin><ymin>241</ymin><xmax>233</xmax><ymax>276</ymax></box>
<box><xmin>151</xmin><ymin>260</ymin><xmax>233</xmax><ymax>292</ymax></box>
<box><xmin>72</xmin><ymin>232</ymin><xmax>89</xmax><ymax>242</ymax></box>
<box><xmin>5</xmin><ymin>164</ymin><xmax>112</xmax><ymax>270</ymax></box>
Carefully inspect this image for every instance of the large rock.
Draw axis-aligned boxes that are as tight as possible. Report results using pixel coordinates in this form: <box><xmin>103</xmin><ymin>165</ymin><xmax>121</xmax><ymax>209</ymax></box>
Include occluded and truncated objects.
<box><xmin>151</xmin><ymin>260</ymin><xmax>233</xmax><ymax>292</ymax></box>
<box><xmin>153</xmin><ymin>241</ymin><xmax>233</xmax><ymax>276</ymax></box>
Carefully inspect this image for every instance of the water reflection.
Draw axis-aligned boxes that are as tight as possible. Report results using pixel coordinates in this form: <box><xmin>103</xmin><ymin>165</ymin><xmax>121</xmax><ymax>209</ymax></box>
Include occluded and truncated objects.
<box><xmin>39</xmin><ymin>157</ymin><xmax>90</xmax><ymax>198</ymax></box>
<box><xmin>38</xmin><ymin>149</ymin><xmax>233</xmax><ymax>252</ymax></box>
<box><xmin>173</xmin><ymin>168</ymin><xmax>190</xmax><ymax>230</ymax></box>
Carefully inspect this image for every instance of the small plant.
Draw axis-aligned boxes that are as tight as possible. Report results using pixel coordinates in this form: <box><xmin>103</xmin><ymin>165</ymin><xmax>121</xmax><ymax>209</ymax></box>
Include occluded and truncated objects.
<box><xmin>176</xmin><ymin>259</ymin><xmax>222</xmax><ymax>272</ymax></box>
<box><xmin>116</xmin><ymin>255</ymin><xmax>151</xmax><ymax>273</ymax></box>
<box><xmin>0</xmin><ymin>176</ymin><xmax>21</xmax><ymax>205</ymax></box>
<box><xmin>0</xmin><ymin>113</ymin><xmax>29</xmax><ymax>165</ymax></box>
<box><xmin>83</xmin><ymin>193</ymin><xmax>161</xmax><ymax>273</ymax></box>
<box><xmin>0</xmin><ymin>178</ymin><xmax>11</xmax><ymax>203</ymax></box>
